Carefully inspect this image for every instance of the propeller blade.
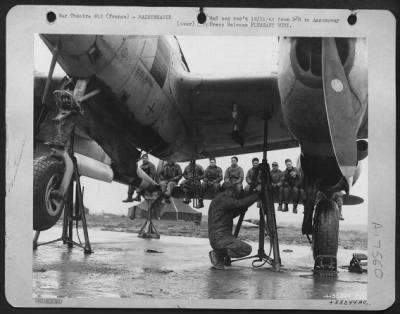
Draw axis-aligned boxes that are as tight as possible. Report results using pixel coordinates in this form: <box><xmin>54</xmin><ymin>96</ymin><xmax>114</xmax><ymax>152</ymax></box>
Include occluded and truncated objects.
<box><xmin>322</xmin><ymin>38</ymin><xmax>357</xmax><ymax>178</ymax></box>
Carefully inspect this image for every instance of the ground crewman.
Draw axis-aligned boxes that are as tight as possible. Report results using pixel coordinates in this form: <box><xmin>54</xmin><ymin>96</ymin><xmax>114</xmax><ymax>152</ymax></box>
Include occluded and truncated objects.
<box><xmin>159</xmin><ymin>161</ymin><xmax>182</xmax><ymax>204</ymax></box>
<box><xmin>122</xmin><ymin>154</ymin><xmax>156</xmax><ymax>202</ymax></box>
<box><xmin>244</xmin><ymin>157</ymin><xmax>262</xmax><ymax>194</ymax></box>
<box><xmin>270</xmin><ymin>161</ymin><xmax>283</xmax><ymax>211</ymax></box>
<box><xmin>181</xmin><ymin>161</ymin><xmax>205</xmax><ymax>208</ymax></box>
<box><xmin>201</xmin><ymin>157</ymin><xmax>223</xmax><ymax>198</ymax></box>
<box><xmin>281</xmin><ymin>158</ymin><xmax>301</xmax><ymax>213</ymax></box>
<box><xmin>208</xmin><ymin>182</ymin><xmax>259</xmax><ymax>270</ymax></box>
<box><xmin>224</xmin><ymin>156</ymin><xmax>244</xmax><ymax>196</ymax></box>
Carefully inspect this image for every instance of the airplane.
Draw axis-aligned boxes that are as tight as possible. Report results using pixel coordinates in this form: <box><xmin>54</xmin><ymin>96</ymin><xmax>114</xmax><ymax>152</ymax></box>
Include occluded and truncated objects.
<box><xmin>33</xmin><ymin>34</ymin><xmax>368</xmax><ymax>270</ymax></box>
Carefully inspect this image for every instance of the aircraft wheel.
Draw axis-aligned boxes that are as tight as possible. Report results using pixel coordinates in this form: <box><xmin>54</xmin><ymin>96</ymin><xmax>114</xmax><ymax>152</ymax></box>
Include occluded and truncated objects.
<box><xmin>312</xmin><ymin>198</ymin><xmax>339</xmax><ymax>260</ymax></box>
<box><xmin>33</xmin><ymin>156</ymin><xmax>65</xmax><ymax>231</ymax></box>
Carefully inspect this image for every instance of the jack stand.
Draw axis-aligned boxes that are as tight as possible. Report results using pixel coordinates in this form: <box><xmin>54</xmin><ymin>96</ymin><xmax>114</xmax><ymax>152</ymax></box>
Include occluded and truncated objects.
<box><xmin>33</xmin><ymin>155</ymin><xmax>93</xmax><ymax>254</ymax></box>
<box><xmin>231</xmin><ymin>114</ymin><xmax>281</xmax><ymax>270</ymax></box>
<box><xmin>138</xmin><ymin>194</ymin><xmax>161</xmax><ymax>239</ymax></box>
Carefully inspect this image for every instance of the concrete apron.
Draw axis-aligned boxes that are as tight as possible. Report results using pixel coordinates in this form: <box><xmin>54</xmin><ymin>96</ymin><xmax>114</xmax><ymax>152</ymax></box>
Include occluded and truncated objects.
<box><xmin>33</xmin><ymin>226</ymin><xmax>367</xmax><ymax>300</ymax></box>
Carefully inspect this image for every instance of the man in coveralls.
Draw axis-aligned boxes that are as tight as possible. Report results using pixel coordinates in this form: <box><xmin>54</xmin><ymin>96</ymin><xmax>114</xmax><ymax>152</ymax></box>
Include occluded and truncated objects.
<box><xmin>270</xmin><ymin>161</ymin><xmax>284</xmax><ymax>211</ymax></box>
<box><xmin>122</xmin><ymin>154</ymin><xmax>156</xmax><ymax>202</ymax></box>
<box><xmin>181</xmin><ymin>160</ymin><xmax>205</xmax><ymax>208</ymax></box>
<box><xmin>159</xmin><ymin>161</ymin><xmax>182</xmax><ymax>204</ymax></box>
<box><xmin>244</xmin><ymin>157</ymin><xmax>262</xmax><ymax>194</ymax></box>
<box><xmin>200</xmin><ymin>157</ymin><xmax>223</xmax><ymax>198</ymax></box>
<box><xmin>223</xmin><ymin>156</ymin><xmax>244</xmax><ymax>197</ymax></box>
<box><xmin>208</xmin><ymin>182</ymin><xmax>259</xmax><ymax>269</ymax></box>
<box><xmin>281</xmin><ymin>158</ymin><xmax>302</xmax><ymax>213</ymax></box>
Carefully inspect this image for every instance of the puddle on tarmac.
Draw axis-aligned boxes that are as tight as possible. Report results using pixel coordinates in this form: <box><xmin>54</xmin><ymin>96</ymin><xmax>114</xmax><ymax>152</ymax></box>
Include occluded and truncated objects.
<box><xmin>33</xmin><ymin>228</ymin><xmax>367</xmax><ymax>300</ymax></box>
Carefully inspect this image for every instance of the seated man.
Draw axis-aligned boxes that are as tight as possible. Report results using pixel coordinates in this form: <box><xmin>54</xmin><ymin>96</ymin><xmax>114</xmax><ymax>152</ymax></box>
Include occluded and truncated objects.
<box><xmin>201</xmin><ymin>157</ymin><xmax>223</xmax><ymax>198</ymax></box>
<box><xmin>159</xmin><ymin>161</ymin><xmax>182</xmax><ymax>204</ymax></box>
<box><xmin>244</xmin><ymin>157</ymin><xmax>262</xmax><ymax>194</ymax></box>
<box><xmin>122</xmin><ymin>154</ymin><xmax>156</xmax><ymax>202</ymax></box>
<box><xmin>270</xmin><ymin>161</ymin><xmax>283</xmax><ymax>211</ymax></box>
<box><xmin>281</xmin><ymin>158</ymin><xmax>302</xmax><ymax>213</ymax></box>
<box><xmin>208</xmin><ymin>182</ymin><xmax>259</xmax><ymax>270</ymax></box>
<box><xmin>181</xmin><ymin>161</ymin><xmax>205</xmax><ymax>207</ymax></box>
<box><xmin>224</xmin><ymin>156</ymin><xmax>244</xmax><ymax>197</ymax></box>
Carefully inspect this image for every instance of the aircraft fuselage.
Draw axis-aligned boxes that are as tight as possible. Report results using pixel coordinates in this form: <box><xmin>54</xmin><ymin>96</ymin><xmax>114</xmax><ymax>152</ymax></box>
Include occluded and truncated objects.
<box><xmin>38</xmin><ymin>35</ymin><xmax>368</xmax><ymax>188</ymax></box>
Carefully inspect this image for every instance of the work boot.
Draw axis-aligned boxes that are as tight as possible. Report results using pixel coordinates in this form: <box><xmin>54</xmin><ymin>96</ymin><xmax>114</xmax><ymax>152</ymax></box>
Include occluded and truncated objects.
<box><xmin>132</xmin><ymin>194</ymin><xmax>141</xmax><ymax>202</ymax></box>
<box><xmin>293</xmin><ymin>204</ymin><xmax>298</xmax><ymax>214</ymax></box>
<box><xmin>277</xmin><ymin>204</ymin><xmax>283</xmax><ymax>211</ymax></box>
<box><xmin>209</xmin><ymin>250</ymin><xmax>225</xmax><ymax>270</ymax></box>
<box><xmin>283</xmin><ymin>203</ymin><xmax>289</xmax><ymax>212</ymax></box>
<box><xmin>182</xmin><ymin>197</ymin><xmax>191</xmax><ymax>204</ymax></box>
<box><xmin>122</xmin><ymin>196</ymin><xmax>134</xmax><ymax>203</ymax></box>
<box><xmin>224</xmin><ymin>256</ymin><xmax>232</xmax><ymax>266</ymax></box>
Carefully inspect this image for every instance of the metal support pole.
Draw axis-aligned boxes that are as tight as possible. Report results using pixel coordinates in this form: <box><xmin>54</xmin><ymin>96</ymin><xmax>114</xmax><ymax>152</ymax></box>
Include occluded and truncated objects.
<box><xmin>191</xmin><ymin>160</ymin><xmax>198</xmax><ymax>208</ymax></box>
<box><xmin>41</xmin><ymin>45</ymin><xmax>59</xmax><ymax>105</ymax></box>
<box><xmin>67</xmin><ymin>184</ymin><xmax>74</xmax><ymax>248</ymax></box>
<box><xmin>261</xmin><ymin>114</ymin><xmax>281</xmax><ymax>270</ymax></box>
<box><xmin>73</xmin><ymin>156</ymin><xmax>93</xmax><ymax>253</ymax></box>
<box><xmin>61</xmin><ymin>185</ymin><xmax>70</xmax><ymax>243</ymax></box>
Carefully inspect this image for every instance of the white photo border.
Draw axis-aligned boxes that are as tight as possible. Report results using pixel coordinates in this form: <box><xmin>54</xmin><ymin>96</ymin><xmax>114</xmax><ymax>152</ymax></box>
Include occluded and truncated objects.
<box><xmin>5</xmin><ymin>6</ymin><xmax>396</xmax><ymax>310</ymax></box>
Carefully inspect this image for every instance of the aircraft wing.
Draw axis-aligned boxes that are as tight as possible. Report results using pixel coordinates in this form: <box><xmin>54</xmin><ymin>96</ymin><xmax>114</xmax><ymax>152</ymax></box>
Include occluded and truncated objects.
<box><xmin>180</xmin><ymin>73</ymin><xmax>298</xmax><ymax>158</ymax></box>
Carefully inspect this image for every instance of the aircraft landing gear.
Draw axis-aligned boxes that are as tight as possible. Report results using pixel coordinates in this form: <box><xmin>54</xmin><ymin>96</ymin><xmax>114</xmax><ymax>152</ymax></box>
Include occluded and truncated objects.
<box><xmin>231</xmin><ymin>114</ymin><xmax>282</xmax><ymax>270</ymax></box>
<box><xmin>33</xmin><ymin>152</ymin><xmax>93</xmax><ymax>254</ymax></box>
<box><xmin>312</xmin><ymin>192</ymin><xmax>340</xmax><ymax>274</ymax></box>
<box><xmin>33</xmin><ymin>89</ymin><xmax>92</xmax><ymax>253</ymax></box>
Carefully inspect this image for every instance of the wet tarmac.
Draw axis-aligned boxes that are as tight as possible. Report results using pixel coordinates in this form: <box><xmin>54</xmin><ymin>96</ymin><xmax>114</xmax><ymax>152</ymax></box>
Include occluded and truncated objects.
<box><xmin>33</xmin><ymin>226</ymin><xmax>367</xmax><ymax>300</ymax></box>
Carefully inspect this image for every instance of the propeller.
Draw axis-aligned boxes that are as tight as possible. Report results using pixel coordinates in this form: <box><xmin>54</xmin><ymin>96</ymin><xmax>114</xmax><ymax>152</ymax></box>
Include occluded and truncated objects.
<box><xmin>322</xmin><ymin>38</ymin><xmax>357</xmax><ymax>187</ymax></box>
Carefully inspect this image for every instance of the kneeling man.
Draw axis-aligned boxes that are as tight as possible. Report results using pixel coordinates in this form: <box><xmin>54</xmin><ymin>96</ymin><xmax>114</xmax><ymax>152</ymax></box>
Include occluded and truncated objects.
<box><xmin>208</xmin><ymin>182</ymin><xmax>259</xmax><ymax>269</ymax></box>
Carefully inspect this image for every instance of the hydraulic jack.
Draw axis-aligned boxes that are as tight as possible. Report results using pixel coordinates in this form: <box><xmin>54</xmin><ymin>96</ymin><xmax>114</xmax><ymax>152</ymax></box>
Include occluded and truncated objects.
<box><xmin>230</xmin><ymin>114</ymin><xmax>282</xmax><ymax>270</ymax></box>
<box><xmin>138</xmin><ymin>192</ymin><xmax>161</xmax><ymax>239</ymax></box>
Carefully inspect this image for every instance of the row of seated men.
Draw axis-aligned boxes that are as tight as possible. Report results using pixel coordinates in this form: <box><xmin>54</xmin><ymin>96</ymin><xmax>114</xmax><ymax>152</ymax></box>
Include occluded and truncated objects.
<box><xmin>122</xmin><ymin>154</ymin><xmax>303</xmax><ymax>213</ymax></box>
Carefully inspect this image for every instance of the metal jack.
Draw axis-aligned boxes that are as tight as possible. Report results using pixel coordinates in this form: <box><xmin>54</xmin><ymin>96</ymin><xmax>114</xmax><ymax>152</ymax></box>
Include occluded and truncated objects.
<box><xmin>231</xmin><ymin>114</ymin><xmax>281</xmax><ymax>270</ymax></box>
<box><xmin>138</xmin><ymin>194</ymin><xmax>161</xmax><ymax>239</ymax></box>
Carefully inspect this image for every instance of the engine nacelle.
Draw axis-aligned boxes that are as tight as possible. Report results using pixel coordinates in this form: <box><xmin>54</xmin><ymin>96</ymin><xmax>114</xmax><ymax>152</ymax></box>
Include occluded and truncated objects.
<box><xmin>75</xmin><ymin>153</ymin><xmax>113</xmax><ymax>182</ymax></box>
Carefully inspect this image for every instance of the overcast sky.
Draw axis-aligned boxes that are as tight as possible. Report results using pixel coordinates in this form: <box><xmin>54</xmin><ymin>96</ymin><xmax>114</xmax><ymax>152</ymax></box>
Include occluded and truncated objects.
<box><xmin>34</xmin><ymin>35</ymin><xmax>367</xmax><ymax>224</ymax></box>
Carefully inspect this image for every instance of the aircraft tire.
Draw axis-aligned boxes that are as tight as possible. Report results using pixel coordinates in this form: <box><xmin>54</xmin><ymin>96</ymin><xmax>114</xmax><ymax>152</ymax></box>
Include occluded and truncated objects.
<box><xmin>312</xmin><ymin>198</ymin><xmax>339</xmax><ymax>260</ymax></box>
<box><xmin>33</xmin><ymin>156</ymin><xmax>65</xmax><ymax>231</ymax></box>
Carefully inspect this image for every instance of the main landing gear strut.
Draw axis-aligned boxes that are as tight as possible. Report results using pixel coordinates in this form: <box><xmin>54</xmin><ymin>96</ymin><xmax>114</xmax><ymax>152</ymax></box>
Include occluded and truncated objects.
<box><xmin>231</xmin><ymin>114</ymin><xmax>282</xmax><ymax>270</ymax></box>
<box><xmin>33</xmin><ymin>88</ymin><xmax>93</xmax><ymax>254</ymax></box>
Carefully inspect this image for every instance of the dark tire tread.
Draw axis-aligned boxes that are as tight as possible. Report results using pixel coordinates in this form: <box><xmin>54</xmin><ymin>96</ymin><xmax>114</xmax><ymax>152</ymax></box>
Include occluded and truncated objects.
<box><xmin>312</xmin><ymin>199</ymin><xmax>339</xmax><ymax>260</ymax></box>
<box><xmin>33</xmin><ymin>156</ymin><xmax>65</xmax><ymax>231</ymax></box>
